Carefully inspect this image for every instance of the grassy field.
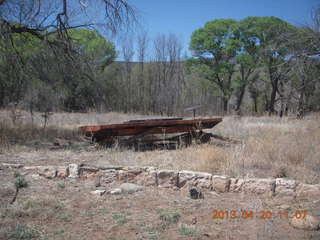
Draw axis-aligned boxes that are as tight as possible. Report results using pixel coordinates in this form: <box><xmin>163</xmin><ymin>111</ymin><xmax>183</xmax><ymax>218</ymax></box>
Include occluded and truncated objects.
<box><xmin>1</xmin><ymin>110</ymin><xmax>320</xmax><ymax>239</ymax></box>
<box><xmin>1</xmin><ymin>110</ymin><xmax>319</xmax><ymax>184</ymax></box>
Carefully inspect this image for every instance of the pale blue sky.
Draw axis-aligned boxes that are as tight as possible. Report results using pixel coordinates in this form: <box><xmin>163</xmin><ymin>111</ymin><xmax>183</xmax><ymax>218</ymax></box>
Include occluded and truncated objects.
<box><xmin>116</xmin><ymin>0</ymin><xmax>319</xmax><ymax>59</ymax></box>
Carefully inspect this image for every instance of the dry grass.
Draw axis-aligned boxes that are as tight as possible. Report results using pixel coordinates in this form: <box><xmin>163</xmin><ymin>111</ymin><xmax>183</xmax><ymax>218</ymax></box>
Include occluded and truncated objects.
<box><xmin>1</xmin><ymin>109</ymin><xmax>319</xmax><ymax>184</ymax></box>
<box><xmin>0</xmin><ymin>121</ymin><xmax>82</xmax><ymax>153</ymax></box>
<box><xmin>215</xmin><ymin>114</ymin><xmax>320</xmax><ymax>183</ymax></box>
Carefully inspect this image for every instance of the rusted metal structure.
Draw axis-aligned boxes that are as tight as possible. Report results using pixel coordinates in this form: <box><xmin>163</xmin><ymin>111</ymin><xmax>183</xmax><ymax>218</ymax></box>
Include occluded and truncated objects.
<box><xmin>80</xmin><ymin>117</ymin><xmax>222</xmax><ymax>150</ymax></box>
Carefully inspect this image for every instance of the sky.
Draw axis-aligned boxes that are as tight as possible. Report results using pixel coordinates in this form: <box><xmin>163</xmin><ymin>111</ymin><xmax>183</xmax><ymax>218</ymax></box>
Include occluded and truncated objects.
<box><xmin>116</xmin><ymin>0</ymin><xmax>319</xmax><ymax>60</ymax></box>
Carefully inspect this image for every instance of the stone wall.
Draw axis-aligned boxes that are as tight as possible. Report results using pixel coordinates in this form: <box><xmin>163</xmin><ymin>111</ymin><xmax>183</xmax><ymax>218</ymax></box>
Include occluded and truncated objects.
<box><xmin>2</xmin><ymin>163</ymin><xmax>320</xmax><ymax>200</ymax></box>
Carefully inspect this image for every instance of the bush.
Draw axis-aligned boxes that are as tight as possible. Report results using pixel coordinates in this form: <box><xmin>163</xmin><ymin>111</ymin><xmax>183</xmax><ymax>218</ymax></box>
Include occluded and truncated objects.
<box><xmin>15</xmin><ymin>177</ymin><xmax>28</xmax><ymax>189</ymax></box>
<box><xmin>179</xmin><ymin>224</ymin><xmax>198</xmax><ymax>237</ymax></box>
<box><xmin>8</xmin><ymin>225</ymin><xmax>38</xmax><ymax>239</ymax></box>
<box><xmin>159</xmin><ymin>211</ymin><xmax>181</xmax><ymax>224</ymax></box>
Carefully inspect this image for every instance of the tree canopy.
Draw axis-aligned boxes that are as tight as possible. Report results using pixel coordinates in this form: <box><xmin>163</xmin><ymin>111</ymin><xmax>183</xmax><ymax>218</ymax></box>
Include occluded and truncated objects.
<box><xmin>188</xmin><ymin>16</ymin><xmax>304</xmax><ymax>114</ymax></box>
<box><xmin>68</xmin><ymin>29</ymin><xmax>116</xmax><ymax>68</ymax></box>
<box><xmin>189</xmin><ymin>19</ymin><xmax>241</xmax><ymax>110</ymax></box>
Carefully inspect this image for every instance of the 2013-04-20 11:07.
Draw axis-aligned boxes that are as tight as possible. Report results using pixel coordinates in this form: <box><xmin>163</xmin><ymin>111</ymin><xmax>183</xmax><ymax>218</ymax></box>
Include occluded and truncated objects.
<box><xmin>212</xmin><ymin>209</ymin><xmax>308</xmax><ymax>220</ymax></box>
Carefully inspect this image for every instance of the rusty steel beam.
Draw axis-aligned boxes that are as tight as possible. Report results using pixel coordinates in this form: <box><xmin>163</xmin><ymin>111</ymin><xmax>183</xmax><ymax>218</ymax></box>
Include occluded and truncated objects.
<box><xmin>79</xmin><ymin>117</ymin><xmax>223</xmax><ymax>144</ymax></box>
<box><xmin>94</xmin><ymin>126</ymin><xmax>196</xmax><ymax>138</ymax></box>
<box><xmin>79</xmin><ymin>118</ymin><xmax>222</xmax><ymax>134</ymax></box>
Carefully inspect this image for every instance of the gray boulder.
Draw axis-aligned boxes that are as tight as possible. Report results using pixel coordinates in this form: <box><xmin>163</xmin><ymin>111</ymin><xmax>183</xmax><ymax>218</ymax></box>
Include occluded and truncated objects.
<box><xmin>119</xmin><ymin>183</ymin><xmax>143</xmax><ymax>194</ymax></box>
<box><xmin>290</xmin><ymin>215</ymin><xmax>320</xmax><ymax>231</ymax></box>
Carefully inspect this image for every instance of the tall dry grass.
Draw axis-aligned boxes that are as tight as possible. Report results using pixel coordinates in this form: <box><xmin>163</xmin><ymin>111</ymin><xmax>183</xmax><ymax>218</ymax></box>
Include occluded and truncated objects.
<box><xmin>206</xmin><ymin>114</ymin><xmax>320</xmax><ymax>183</ymax></box>
<box><xmin>86</xmin><ymin>113</ymin><xmax>320</xmax><ymax>184</ymax></box>
<box><xmin>0</xmin><ymin>109</ymin><xmax>165</xmax><ymax>153</ymax></box>
<box><xmin>0</xmin><ymin>109</ymin><xmax>319</xmax><ymax>183</ymax></box>
<box><xmin>0</xmin><ymin>110</ymin><xmax>83</xmax><ymax>153</ymax></box>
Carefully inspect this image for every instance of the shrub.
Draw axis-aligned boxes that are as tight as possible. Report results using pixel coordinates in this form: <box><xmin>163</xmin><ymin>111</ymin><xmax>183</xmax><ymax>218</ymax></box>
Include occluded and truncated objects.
<box><xmin>8</xmin><ymin>225</ymin><xmax>38</xmax><ymax>239</ymax></box>
<box><xmin>179</xmin><ymin>224</ymin><xmax>198</xmax><ymax>237</ymax></box>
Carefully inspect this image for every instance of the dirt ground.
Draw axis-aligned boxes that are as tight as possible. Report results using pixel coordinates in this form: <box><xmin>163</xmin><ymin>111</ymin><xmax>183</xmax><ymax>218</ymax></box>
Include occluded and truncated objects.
<box><xmin>1</xmin><ymin>112</ymin><xmax>320</xmax><ymax>239</ymax></box>
<box><xmin>1</xmin><ymin>167</ymin><xmax>320</xmax><ymax>240</ymax></box>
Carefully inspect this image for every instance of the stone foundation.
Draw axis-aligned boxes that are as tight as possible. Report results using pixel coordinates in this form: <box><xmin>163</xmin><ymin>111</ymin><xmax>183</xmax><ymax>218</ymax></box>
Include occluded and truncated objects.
<box><xmin>2</xmin><ymin>163</ymin><xmax>319</xmax><ymax>200</ymax></box>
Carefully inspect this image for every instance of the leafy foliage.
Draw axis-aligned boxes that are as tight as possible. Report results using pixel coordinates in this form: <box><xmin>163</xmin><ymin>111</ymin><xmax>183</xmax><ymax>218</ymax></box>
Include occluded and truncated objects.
<box><xmin>15</xmin><ymin>176</ymin><xmax>28</xmax><ymax>189</ymax></box>
<box><xmin>8</xmin><ymin>224</ymin><xmax>38</xmax><ymax>239</ymax></box>
<box><xmin>189</xmin><ymin>19</ymin><xmax>244</xmax><ymax>110</ymax></box>
<box><xmin>0</xmin><ymin>27</ymin><xmax>116</xmax><ymax>111</ymax></box>
<box><xmin>68</xmin><ymin>29</ymin><xmax>116</xmax><ymax>69</ymax></box>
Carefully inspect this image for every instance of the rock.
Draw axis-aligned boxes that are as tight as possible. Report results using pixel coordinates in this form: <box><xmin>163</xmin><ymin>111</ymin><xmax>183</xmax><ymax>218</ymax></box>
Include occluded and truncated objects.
<box><xmin>119</xmin><ymin>183</ymin><xmax>143</xmax><ymax>194</ymax></box>
<box><xmin>278</xmin><ymin>204</ymin><xmax>291</xmax><ymax>210</ymax></box>
<box><xmin>193</xmin><ymin>172</ymin><xmax>212</xmax><ymax>189</ymax></box>
<box><xmin>68</xmin><ymin>164</ymin><xmax>79</xmax><ymax>178</ymax></box>
<box><xmin>229</xmin><ymin>178</ymin><xmax>244</xmax><ymax>192</ymax></box>
<box><xmin>178</xmin><ymin>171</ymin><xmax>212</xmax><ymax>189</ymax></box>
<box><xmin>275</xmin><ymin>178</ymin><xmax>298</xmax><ymax>198</ymax></box>
<box><xmin>195</xmin><ymin>178</ymin><xmax>213</xmax><ymax>189</ymax></box>
<box><xmin>178</xmin><ymin>170</ymin><xmax>197</xmax><ymax>188</ymax></box>
<box><xmin>94</xmin><ymin>176</ymin><xmax>101</xmax><ymax>187</ymax></box>
<box><xmin>296</xmin><ymin>184</ymin><xmax>320</xmax><ymax>200</ymax></box>
<box><xmin>127</xmin><ymin>166</ymin><xmax>145</xmax><ymax>171</ymax></box>
<box><xmin>79</xmin><ymin>166</ymin><xmax>99</xmax><ymax>179</ymax></box>
<box><xmin>23</xmin><ymin>166</ymin><xmax>40</xmax><ymax>171</ymax></box>
<box><xmin>157</xmin><ymin>170</ymin><xmax>178</xmax><ymax>188</ymax></box>
<box><xmin>212</xmin><ymin>175</ymin><xmax>230</xmax><ymax>193</ymax></box>
<box><xmin>118</xmin><ymin>168</ymin><xmax>143</xmax><ymax>183</ymax></box>
<box><xmin>31</xmin><ymin>174</ymin><xmax>42</xmax><ymax>180</ymax></box>
<box><xmin>100</xmin><ymin>170</ymin><xmax>118</xmax><ymax>184</ymax></box>
<box><xmin>135</xmin><ymin>171</ymin><xmax>157</xmax><ymax>186</ymax></box>
<box><xmin>109</xmin><ymin>188</ymin><xmax>122</xmax><ymax>195</ymax></box>
<box><xmin>91</xmin><ymin>190</ymin><xmax>106</xmax><ymax>196</ymax></box>
<box><xmin>290</xmin><ymin>215</ymin><xmax>320</xmax><ymax>231</ymax></box>
<box><xmin>189</xmin><ymin>188</ymin><xmax>204</xmax><ymax>199</ymax></box>
<box><xmin>38</xmin><ymin>166</ymin><xmax>57</xmax><ymax>179</ymax></box>
<box><xmin>242</xmin><ymin>178</ymin><xmax>275</xmax><ymax>195</ymax></box>
<box><xmin>194</xmin><ymin>172</ymin><xmax>213</xmax><ymax>179</ymax></box>
<box><xmin>56</xmin><ymin>166</ymin><xmax>69</xmax><ymax>178</ymax></box>
<box><xmin>144</xmin><ymin>166</ymin><xmax>158</xmax><ymax>171</ymax></box>
<box><xmin>2</xmin><ymin>163</ymin><xmax>24</xmax><ymax>168</ymax></box>
<box><xmin>84</xmin><ymin>164</ymin><xmax>123</xmax><ymax>171</ymax></box>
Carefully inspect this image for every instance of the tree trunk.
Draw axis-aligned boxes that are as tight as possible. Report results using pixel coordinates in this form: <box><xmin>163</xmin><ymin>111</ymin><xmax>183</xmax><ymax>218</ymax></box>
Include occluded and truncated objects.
<box><xmin>268</xmin><ymin>77</ymin><xmax>279</xmax><ymax>115</ymax></box>
<box><xmin>264</xmin><ymin>93</ymin><xmax>269</xmax><ymax>112</ymax></box>
<box><xmin>223</xmin><ymin>98</ymin><xmax>228</xmax><ymax>112</ymax></box>
<box><xmin>10</xmin><ymin>188</ymin><xmax>19</xmax><ymax>204</ymax></box>
<box><xmin>297</xmin><ymin>75</ymin><xmax>306</xmax><ymax>118</ymax></box>
<box><xmin>252</xmin><ymin>97</ymin><xmax>258</xmax><ymax>113</ymax></box>
<box><xmin>0</xmin><ymin>83</ymin><xmax>4</xmax><ymax>108</ymax></box>
<box><xmin>235</xmin><ymin>85</ymin><xmax>246</xmax><ymax>111</ymax></box>
<box><xmin>278</xmin><ymin>81</ymin><xmax>285</xmax><ymax>118</ymax></box>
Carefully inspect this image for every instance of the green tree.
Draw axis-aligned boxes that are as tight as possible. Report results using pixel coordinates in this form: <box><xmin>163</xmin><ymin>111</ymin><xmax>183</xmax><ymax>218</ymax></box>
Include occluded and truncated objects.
<box><xmin>189</xmin><ymin>19</ymin><xmax>242</xmax><ymax>111</ymax></box>
<box><xmin>60</xmin><ymin>29</ymin><xmax>117</xmax><ymax>110</ymax></box>
<box><xmin>0</xmin><ymin>29</ymin><xmax>41</xmax><ymax>107</ymax></box>
<box><xmin>285</xmin><ymin>24</ymin><xmax>320</xmax><ymax>116</ymax></box>
<box><xmin>232</xmin><ymin>18</ymin><xmax>264</xmax><ymax>112</ymax></box>
<box><xmin>233</xmin><ymin>53</ymin><xmax>256</xmax><ymax>112</ymax></box>
<box><xmin>0</xmin><ymin>0</ymin><xmax>134</xmax><ymax>112</ymax></box>
<box><xmin>0</xmin><ymin>26</ymin><xmax>117</xmax><ymax>111</ymax></box>
<box><xmin>68</xmin><ymin>29</ymin><xmax>116</xmax><ymax>70</ymax></box>
<box><xmin>240</xmin><ymin>17</ymin><xmax>295</xmax><ymax>114</ymax></box>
